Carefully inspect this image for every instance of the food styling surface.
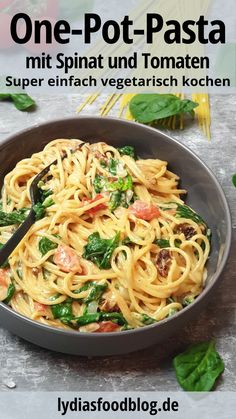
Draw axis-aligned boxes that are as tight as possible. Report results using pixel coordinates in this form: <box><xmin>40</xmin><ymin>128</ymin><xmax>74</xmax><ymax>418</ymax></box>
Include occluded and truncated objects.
<box><xmin>0</xmin><ymin>94</ymin><xmax>235</xmax><ymax>392</ymax></box>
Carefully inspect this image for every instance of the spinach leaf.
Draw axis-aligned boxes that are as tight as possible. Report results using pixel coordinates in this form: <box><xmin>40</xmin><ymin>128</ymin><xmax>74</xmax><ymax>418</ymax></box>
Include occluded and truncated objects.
<box><xmin>201</xmin><ymin>228</ymin><xmax>212</xmax><ymax>251</ymax></box>
<box><xmin>155</xmin><ymin>239</ymin><xmax>170</xmax><ymax>248</ymax></box>
<box><xmin>129</xmin><ymin>94</ymin><xmax>198</xmax><ymax>124</ymax></box>
<box><xmin>118</xmin><ymin>146</ymin><xmax>137</xmax><ymax>160</ymax></box>
<box><xmin>176</xmin><ymin>204</ymin><xmax>206</xmax><ymax>225</ymax></box>
<box><xmin>74</xmin><ymin>282</ymin><xmax>94</xmax><ymax>295</ymax></box>
<box><xmin>109</xmin><ymin>191</ymin><xmax>122</xmax><ymax>211</ymax></box>
<box><xmin>109</xmin><ymin>159</ymin><xmax>118</xmax><ymax>175</ymax></box>
<box><xmin>154</xmin><ymin>239</ymin><xmax>181</xmax><ymax>248</ymax></box>
<box><xmin>182</xmin><ymin>296</ymin><xmax>195</xmax><ymax>306</ymax></box>
<box><xmin>83</xmin><ymin>232</ymin><xmax>120</xmax><ymax>269</ymax></box>
<box><xmin>39</xmin><ymin>237</ymin><xmax>58</xmax><ymax>256</ymax></box>
<box><xmin>107</xmin><ymin>177</ymin><xmax>132</xmax><ymax>192</ymax></box>
<box><xmin>16</xmin><ymin>268</ymin><xmax>23</xmax><ymax>279</ymax></box>
<box><xmin>106</xmin><ymin>178</ymin><xmax>123</xmax><ymax>192</ymax></box>
<box><xmin>33</xmin><ymin>197</ymin><xmax>54</xmax><ymax>221</ymax></box>
<box><xmin>51</xmin><ymin>299</ymin><xmax>73</xmax><ymax>320</ymax></box>
<box><xmin>37</xmin><ymin>182</ymin><xmax>53</xmax><ymax>202</ymax></box>
<box><xmin>57</xmin><ymin>308</ymin><xmax>127</xmax><ymax>328</ymax></box>
<box><xmin>84</xmin><ymin>283</ymin><xmax>108</xmax><ymax>304</ymax></box>
<box><xmin>76</xmin><ymin>313</ymin><xmax>100</xmax><ymax>326</ymax></box>
<box><xmin>173</xmin><ymin>341</ymin><xmax>224</xmax><ymax>391</ymax></box>
<box><xmin>4</xmin><ymin>283</ymin><xmax>15</xmax><ymax>304</ymax></box>
<box><xmin>0</xmin><ymin>208</ymin><xmax>29</xmax><ymax>226</ymax></box>
<box><xmin>167</xmin><ymin>297</ymin><xmax>176</xmax><ymax>304</ymax></box>
<box><xmin>232</xmin><ymin>174</ymin><xmax>236</xmax><ymax>188</ymax></box>
<box><xmin>75</xmin><ymin>311</ymin><xmax>126</xmax><ymax>327</ymax></box>
<box><xmin>141</xmin><ymin>314</ymin><xmax>156</xmax><ymax>325</ymax></box>
<box><xmin>94</xmin><ymin>174</ymin><xmax>133</xmax><ymax>195</ymax></box>
<box><xmin>120</xmin><ymin>175</ymin><xmax>133</xmax><ymax>191</ymax></box>
<box><xmin>0</xmin><ymin>243</ymin><xmax>10</xmax><ymax>268</ymax></box>
<box><xmin>0</xmin><ymin>93</ymin><xmax>35</xmax><ymax>111</ymax></box>
<box><xmin>122</xmin><ymin>237</ymin><xmax>134</xmax><ymax>246</ymax></box>
<box><xmin>168</xmin><ymin>308</ymin><xmax>178</xmax><ymax>317</ymax></box>
<box><xmin>93</xmin><ymin>175</ymin><xmax>105</xmax><ymax>193</ymax></box>
<box><xmin>100</xmin><ymin>312</ymin><xmax>127</xmax><ymax>325</ymax></box>
<box><xmin>100</xmin><ymin>161</ymin><xmax>107</xmax><ymax>169</ymax></box>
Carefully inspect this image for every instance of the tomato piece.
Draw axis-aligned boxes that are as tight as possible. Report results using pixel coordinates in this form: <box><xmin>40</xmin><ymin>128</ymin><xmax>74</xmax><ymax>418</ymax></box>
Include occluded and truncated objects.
<box><xmin>96</xmin><ymin>321</ymin><xmax>120</xmax><ymax>333</ymax></box>
<box><xmin>0</xmin><ymin>268</ymin><xmax>11</xmax><ymax>301</ymax></box>
<box><xmin>33</xmin><ymin>302</ymin><xmax>52</xmax><ymax>318</ymax></box>
<box><xmin>129</xmin><ymin>200</ymin><xmax>160</xmax><ymax>221</ymax></box>
<box><xmin>34</xmin><ymin>302</ymin><xmax>47</xmax><ymax>313</ymax></box>
<box><xmin>83</xmin><ymin>194</ymin><xmax>107</xmax><ymax>215</ymax></box>
<box><xmin>53</xmin><ymin>245</ymin><xmax>82</xmax><ymax>273</ymax></box>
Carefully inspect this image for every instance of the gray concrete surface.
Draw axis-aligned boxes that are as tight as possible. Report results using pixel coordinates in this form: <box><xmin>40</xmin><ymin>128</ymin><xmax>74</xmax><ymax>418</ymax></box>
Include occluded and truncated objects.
<box><xmin>0</xmin><ymin>94</ymin><xmax>235</xmax><ymax>391</ymax></box>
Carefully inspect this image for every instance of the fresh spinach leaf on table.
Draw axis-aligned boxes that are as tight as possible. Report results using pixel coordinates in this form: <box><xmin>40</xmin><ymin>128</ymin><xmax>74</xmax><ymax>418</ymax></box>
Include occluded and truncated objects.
<box><xmin>173</xmin><ymin>341</ymin><xmax>224</xmax><ymax>391</ymax></box>
<box><xmin>0</xmin><ymin>93</ymin><xmax>35</xmax><ymax>111</ymax></box>
<box><xmin>232</xmin><ymin>174</ymin><xmax>236</xmax><ymax>187</ymax></box>
<box><xmin>129</xmin><ymin>94</ymin><xmax>198</xmax><ymax>124</ymax></box>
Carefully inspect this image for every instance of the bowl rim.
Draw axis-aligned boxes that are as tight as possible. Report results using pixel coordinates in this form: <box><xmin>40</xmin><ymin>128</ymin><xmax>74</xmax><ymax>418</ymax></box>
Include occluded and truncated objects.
<box><xmin>0</xmin><ymin>115</ymin><xmax>232</xmax><ymax>340</ymax></box>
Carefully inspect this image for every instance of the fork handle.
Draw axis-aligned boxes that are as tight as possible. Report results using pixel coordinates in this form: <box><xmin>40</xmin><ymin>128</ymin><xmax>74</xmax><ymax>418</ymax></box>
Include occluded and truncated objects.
<box><xmin>0</xmin><ymin>210</ymin><xmax>35</xmax><ymax>266</ymax></box>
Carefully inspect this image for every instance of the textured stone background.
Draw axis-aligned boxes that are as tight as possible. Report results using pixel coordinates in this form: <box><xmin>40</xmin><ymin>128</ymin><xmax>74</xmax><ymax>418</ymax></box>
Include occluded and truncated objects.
<box><xmin>0</xmin><ymin>94</ymin><xmax>235</xmax><ymax>391</ymax></box>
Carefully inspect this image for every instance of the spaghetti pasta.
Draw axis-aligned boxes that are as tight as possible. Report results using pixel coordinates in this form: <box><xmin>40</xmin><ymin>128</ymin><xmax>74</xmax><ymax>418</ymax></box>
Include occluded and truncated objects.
<box><xmin>0</xmin><ymin>140</ymin><xmax>210</xmax><ymax>333</ymax></box>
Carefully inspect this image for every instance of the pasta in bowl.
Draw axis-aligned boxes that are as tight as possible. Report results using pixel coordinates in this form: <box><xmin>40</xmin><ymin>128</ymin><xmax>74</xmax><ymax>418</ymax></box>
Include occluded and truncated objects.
<box><xmin>0</xmin><ymin>139</ymin><xmax>211</xmax><ymax>333</ymax></box>
<box><xmin>0</xmin><ymin>116</ymin><xmax>231</xmax><ymax>355</ymax></box>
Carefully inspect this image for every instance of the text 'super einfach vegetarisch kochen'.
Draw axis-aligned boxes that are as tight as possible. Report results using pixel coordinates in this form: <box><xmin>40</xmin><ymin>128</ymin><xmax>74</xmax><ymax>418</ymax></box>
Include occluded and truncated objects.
<box><xmin>0</xmin><ymin>140</ymin><xmax>210</xmax><ymax>332</ymax></box>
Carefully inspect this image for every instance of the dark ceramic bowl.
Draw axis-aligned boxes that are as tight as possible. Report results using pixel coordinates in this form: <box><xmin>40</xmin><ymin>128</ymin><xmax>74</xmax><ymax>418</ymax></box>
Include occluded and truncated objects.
<box><xmin>0</xmin><ymin>117</ymin><xmax>231</xmax><ymax>356</ymax></box>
